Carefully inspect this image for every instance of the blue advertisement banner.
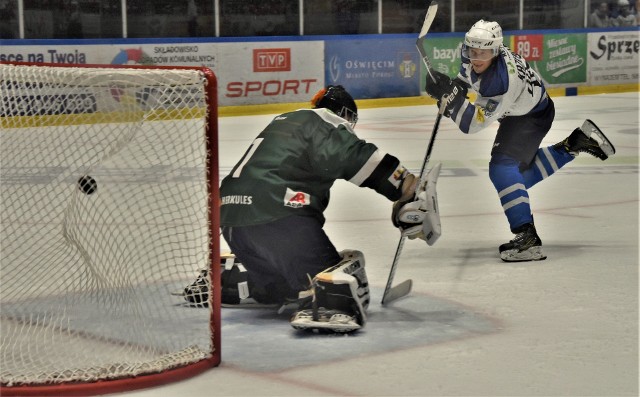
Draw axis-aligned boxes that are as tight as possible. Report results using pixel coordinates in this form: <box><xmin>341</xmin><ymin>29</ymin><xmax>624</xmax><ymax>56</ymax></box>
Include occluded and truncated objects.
<box><xmin>324</xmin><ymin>37</ymin><xmax>420</xmax><ymax>99</ymax></box>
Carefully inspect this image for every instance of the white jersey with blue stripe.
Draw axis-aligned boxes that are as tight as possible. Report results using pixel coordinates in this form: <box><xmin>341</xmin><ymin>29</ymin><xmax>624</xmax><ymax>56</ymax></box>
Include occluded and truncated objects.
<box><xmin>451</xmin><ymin>45</ymin><xmax>547</xmax><ymax>134</ymax></box>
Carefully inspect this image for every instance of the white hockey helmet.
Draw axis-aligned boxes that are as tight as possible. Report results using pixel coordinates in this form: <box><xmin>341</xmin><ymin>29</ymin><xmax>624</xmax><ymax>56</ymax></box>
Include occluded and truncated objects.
<box><xmin>462</xmin><ymin>20</ymin><xmax>503</xmax><ymax>61</ymax></box>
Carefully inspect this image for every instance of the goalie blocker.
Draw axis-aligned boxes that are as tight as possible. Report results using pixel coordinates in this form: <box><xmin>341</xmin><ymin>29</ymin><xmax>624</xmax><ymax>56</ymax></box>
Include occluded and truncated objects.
<box><xmin>392</xmin><ymin>162</ymin><xmax>442</xmax><ymax>245</ymax></box>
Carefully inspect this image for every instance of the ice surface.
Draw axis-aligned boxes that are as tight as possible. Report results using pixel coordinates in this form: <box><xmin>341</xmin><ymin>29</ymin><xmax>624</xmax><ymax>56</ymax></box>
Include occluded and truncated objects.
<box><xmin>111</xmin><ymin>92</ymin><xmax>639</xmax><ymax>396</ymax></box>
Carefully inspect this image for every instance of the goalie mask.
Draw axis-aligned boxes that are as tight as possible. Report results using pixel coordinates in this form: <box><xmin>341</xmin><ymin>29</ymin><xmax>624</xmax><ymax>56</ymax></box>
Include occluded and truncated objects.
<box><xmin>462</xmin><ymin>20</ymin><xmax>503</xmax><ymax>61</ymax></box>
<box><xmin>311</xmin><ymin>85</ymin><xmax>358</xmax><ymax>128</ymax></box>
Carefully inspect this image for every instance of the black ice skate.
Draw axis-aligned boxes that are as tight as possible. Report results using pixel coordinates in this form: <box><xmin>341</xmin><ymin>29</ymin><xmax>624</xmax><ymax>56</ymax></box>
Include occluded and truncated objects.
<box><xmin>554</xmin><ymin>119</ymin><xmax>615</xmax><ymax>160</ymax></box>
<box><xmin>181</xmin><ymin>268</ymin><xmax>210</xmax><ymax>307</ymax></box>
<box><xmin>499</xmin><ymin>223</ymin><xmax>547</xmax><ymax>262</ymax></box>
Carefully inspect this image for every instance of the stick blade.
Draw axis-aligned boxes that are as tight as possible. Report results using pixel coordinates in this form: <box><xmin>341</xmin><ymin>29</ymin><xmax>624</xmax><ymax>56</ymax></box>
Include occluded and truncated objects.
<box><xmin>381</xmin><ymin>279</ymin><xmax>413</xmax><ymax>305</ymax></box>
<box><xmin>418</xmin><ymin>2</ymin><xmax>438</xmax><ymax>39</ymax></box>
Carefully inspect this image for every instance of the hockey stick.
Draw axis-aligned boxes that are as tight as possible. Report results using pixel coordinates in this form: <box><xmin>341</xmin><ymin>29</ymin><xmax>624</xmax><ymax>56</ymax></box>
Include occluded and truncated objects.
<box><xmin>381</xmin><ymin>1</ymin><xmax>441</xmax><ymax>305</ymax></box>
<box><xmin>418</xmin><ymin>2</ymin><xmax>439</xmax><ymax>84</ymax></box>
<box><xmin>381</xmin><ymin>99</ymin><xmax>447</xmax><ymax>305</ymax></box>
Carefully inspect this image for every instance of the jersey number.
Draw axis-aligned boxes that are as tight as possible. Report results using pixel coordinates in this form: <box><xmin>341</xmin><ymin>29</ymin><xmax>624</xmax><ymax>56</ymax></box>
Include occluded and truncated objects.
<box><xmin>231</xmin><ymin>137</ymin><xmax>264</xmax><ymax>178</ymax></box>
<box><xmin>514</xmin><ymin>53</ymin><xmax>542</xmax><ymax>96</ymax></box>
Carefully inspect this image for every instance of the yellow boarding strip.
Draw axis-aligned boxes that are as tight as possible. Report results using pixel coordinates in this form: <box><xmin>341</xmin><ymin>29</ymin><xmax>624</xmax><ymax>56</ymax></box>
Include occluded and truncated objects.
<box><xmin>1</xmin><ymin>107</ymin><xmax>207</xmax><ymax>129</ymax></box>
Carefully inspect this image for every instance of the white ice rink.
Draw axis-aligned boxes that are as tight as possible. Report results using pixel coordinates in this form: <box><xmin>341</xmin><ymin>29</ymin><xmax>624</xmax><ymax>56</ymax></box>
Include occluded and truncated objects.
<box><xmin>117</xmin><ymin>92</ymin><xmax>638</xmax><ymax>397</ymax></box>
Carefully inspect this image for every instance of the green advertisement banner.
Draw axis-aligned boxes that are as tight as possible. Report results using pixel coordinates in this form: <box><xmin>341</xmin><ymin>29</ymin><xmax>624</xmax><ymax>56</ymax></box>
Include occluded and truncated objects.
<box><xmin>420</xmin><ymin>32</ymin><xmax>588</xmax><ymax>85</ymax></box>
<box><xmin>422</xmin><ymin>36</ymin><xmax>463</xmax><ymax>79</ymax></box>
<box><xmin>522</xmin><ymin>33</ymin><xmax>587</xmax><ymax>85</ymax></box>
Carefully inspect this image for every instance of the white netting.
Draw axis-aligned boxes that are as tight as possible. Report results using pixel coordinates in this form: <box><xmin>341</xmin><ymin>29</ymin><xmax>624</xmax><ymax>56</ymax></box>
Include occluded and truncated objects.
<box><xmin>0</xmin><ymin>64</ymin><xmax>216</xmax><ymax>387</ymax></box>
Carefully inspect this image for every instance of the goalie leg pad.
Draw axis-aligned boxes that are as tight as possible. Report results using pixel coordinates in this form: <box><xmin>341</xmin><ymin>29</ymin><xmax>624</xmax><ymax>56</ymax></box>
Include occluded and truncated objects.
<box><xmin>290</xmin><ymin>250</ymin><xmax>369</xmax><ymax>333</ymax></box>
<box><xmin>219</xmin><ymin>254</ymin><xmax>253</xmax><ymax>305</ymax></box>
<box><xmin>183</xmin><ymin>253</ymin><xmax>269</xmax><ymax>307</ymax></box>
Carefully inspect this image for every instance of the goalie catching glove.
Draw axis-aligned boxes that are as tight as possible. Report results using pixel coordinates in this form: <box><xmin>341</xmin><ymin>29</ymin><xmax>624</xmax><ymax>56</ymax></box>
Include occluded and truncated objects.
<box><xmin>392</xmin><ymin>162</ymin><xmax>442</xmax><ymax>245</ymax></box>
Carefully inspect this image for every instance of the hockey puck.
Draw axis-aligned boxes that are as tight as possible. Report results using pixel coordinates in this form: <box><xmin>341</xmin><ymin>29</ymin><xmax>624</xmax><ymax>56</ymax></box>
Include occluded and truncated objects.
<box><xmin>77</xmin><ymin>175</ymin><xmax>97</xmax><ymax>195</ymax></box>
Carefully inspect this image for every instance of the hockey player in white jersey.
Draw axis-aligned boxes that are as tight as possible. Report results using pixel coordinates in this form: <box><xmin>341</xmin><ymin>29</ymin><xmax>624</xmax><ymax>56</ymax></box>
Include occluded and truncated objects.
<box><xmin>424</xmin><ymin>20</ymin><xmax>615</xmax><ymax>262</ymax></box>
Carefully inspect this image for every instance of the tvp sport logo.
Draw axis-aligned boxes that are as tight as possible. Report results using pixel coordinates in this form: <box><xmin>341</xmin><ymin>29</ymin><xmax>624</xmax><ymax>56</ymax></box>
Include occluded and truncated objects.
<box><xmin>253</xmin><ymin>48</ymin><xmax>291</xmax><ymax>72</ymax></box>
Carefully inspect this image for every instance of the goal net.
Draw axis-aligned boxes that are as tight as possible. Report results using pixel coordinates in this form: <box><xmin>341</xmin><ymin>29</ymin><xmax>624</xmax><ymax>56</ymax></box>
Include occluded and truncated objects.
<box><xmin>0</xmin><ymin>63</ymin><xmax>220</xmax><ymax>395</ymax></box>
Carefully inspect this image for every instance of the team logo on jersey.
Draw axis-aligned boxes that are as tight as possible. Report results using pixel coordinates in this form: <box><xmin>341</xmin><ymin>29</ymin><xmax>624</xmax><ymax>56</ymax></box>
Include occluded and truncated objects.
<box><xmin>485</xmin><ymin>99</ymin><xmax>499</xmax><ymax>113</ymax></box>
<box><xmin>284</xmin><ymin>188</ymin><xmax>311</xmax><ymax>208</ymax></box>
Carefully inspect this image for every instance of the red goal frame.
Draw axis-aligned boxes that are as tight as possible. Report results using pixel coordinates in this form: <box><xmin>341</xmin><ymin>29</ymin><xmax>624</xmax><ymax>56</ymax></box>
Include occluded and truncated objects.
<box><xmin>0</xmin><ymin>62</ymin><xmax>221</xmax><ymax>396</ymax></box>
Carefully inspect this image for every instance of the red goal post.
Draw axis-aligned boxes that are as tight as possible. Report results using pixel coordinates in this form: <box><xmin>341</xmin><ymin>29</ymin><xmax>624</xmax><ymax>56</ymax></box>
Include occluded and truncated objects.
<box><xmin>0</xmin><ymin>62</ymin><xmax>221</xmax><ymax>396</ymax></box>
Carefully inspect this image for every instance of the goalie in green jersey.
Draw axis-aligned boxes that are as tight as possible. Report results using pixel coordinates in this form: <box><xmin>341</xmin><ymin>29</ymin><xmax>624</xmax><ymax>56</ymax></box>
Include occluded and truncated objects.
<box><xmin>190</xmin><ymin>86</ymin><xmax>434</xmax><ymax>332</ymax></box>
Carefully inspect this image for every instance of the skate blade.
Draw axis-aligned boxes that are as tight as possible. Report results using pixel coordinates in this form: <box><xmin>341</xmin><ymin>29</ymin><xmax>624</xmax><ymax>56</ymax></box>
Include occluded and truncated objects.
<box><xmin>290</xmin><ymin>311</ymin><xmax>361</xmax><ymax>333</ymax></box>
<box><xmin>500</xmin><ymin>246</ymin><xmax>547</xmax><ymax>262</ymax></box>
<box><xmin>581</xmin><ymin>119</ymin><xmax>616</xmax><ymax>157</ymax></box>
<box><xmin>290</xmin><ymin>320</ymin><xmax>361</xmax><ymax>333</ymax></box>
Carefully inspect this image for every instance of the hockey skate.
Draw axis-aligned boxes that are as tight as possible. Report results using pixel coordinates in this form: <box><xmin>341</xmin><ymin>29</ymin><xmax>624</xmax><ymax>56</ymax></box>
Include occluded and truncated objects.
<box><xmin>290</xmin><ymin>250</ymin><xmax>369</xmax><ymax>333</ymax></box>
<box><xmin>499</xmin><ymin>223</ymin><xmax>547</xmax><ymax>262</ymax></box>
<box><xmin>180</xmin><ymin>268</ymin><xmax>210</xmax><ymax>307</ymax></box>
<box><xmin>554</xmin><ymin>119</ymin><xmax>615</xmax><ymax>160</ymax></box>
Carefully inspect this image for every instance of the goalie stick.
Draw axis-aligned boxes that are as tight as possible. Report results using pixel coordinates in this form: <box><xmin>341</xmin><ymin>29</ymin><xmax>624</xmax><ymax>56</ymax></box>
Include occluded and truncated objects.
<box><xmin>381</xmin><ymin>1</ymin><xmax>443</xmax><ymax>305</ymax></box>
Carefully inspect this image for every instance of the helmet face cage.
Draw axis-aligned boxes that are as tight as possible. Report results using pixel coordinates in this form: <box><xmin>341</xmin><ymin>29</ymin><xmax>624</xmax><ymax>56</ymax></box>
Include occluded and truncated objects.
<box><xmin>312</xmin><ymin>85</ymin><xmax>358</xmax><ymax>128</ymax></box>
<box><xmin>462</xmin><ymin>20</ymin><xmax>503</xmax><ymax>61</ymax></box>
<box><xmin>337</xmin><ymin>106</ymin><xmax>358</xmax><ymax>128</ymax></box>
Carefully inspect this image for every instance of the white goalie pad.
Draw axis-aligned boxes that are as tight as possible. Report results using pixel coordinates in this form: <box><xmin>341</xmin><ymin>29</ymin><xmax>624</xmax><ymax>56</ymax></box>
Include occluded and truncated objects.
<box><xmin>290</xmin><ymin>250</ymin><xmax>369</xmax><ymax>333</ymax></box>
<box><xmin>396</xmin><ymin>162</ymin><xmax>442</xmax><ymax>245</ymax></box>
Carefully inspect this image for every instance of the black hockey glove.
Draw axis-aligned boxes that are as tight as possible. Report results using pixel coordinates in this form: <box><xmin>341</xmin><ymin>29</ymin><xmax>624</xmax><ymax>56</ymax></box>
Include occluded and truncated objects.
<box><xmin>424</xmin><ymin>71</ymin><xmax>453</xmax><ymax>100</ymax></box>
<box><xmin>437</xmin><ymin>78</ymin><xmax>468</xmax><ymax>118</ymax></box>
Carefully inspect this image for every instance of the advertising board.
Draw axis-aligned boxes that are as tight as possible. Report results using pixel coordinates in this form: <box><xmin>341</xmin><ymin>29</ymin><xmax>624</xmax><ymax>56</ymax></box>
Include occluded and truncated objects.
<box><xmin>325</xmin><ymin>37</ymin><xmax>420</xmax><ymax>99</ymax></box>
<box><xmin>1</xmin><ymin>28</ymin><xmax>637</xmax><ymax>107</ymax></box>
